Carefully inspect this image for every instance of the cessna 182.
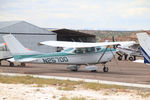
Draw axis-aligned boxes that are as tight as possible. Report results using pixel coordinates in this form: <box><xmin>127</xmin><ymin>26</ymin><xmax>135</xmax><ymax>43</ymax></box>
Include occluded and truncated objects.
<box><xmin>3</xmin><ymin>34</ymin><xmax>135</xmax><ymax>72</ymax></box>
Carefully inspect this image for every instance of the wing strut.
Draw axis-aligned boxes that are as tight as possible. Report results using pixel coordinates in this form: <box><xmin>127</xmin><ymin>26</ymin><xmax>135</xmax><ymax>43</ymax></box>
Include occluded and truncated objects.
<box><xmin>97</xmin><ymin>46</ymin><xmax>109</xmax><ymax>63</ymax></box>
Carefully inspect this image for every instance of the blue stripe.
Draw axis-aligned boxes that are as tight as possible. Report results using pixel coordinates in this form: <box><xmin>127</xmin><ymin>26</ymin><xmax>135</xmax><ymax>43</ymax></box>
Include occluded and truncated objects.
<box><xmin>141</xmin><ymin>47</ymin><xmax>150</xmax><ymax>63</ymax></box>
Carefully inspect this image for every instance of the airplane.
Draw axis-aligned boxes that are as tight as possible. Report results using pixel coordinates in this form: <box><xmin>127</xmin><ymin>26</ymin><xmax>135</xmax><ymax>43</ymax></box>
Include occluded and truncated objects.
<box><xmin>136</xmin><ymin>32</ymin><xmax>150</xmax><ymax>64</ymax></box>
<box><xmin>3</xmin><ymin>34</ymin><xmax>135</xmax><ymax>72</ymax></box>
<box><xmin>0</xmin><ymin>43</ymin><xmax>13</xmax><ymax>66</ymax></box>
<box><xmin>0</xmin><ymin>42</ymin><xmax>27</xmax><ymax>67</ymax></box>
<box><xmin>110</xmin><ymin>36</ymin><xmax>142</xmax><ymax>61</ymax></box>
<box><xmin>116</xmin><ymin>43</ymin><xmax>143</xmax><ymax>61</ymax></box>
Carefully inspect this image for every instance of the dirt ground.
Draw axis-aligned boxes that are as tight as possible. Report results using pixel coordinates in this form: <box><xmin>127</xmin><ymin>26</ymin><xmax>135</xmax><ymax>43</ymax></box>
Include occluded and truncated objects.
<box><xmin>0</xmin><ymin>59</ymin><xmax>150</xmax><ymax>84</ymax></box>
<box><xmin>1</xmin><ymin>83</ymin><xmax>150</xmax><ymax>100</ymax></box>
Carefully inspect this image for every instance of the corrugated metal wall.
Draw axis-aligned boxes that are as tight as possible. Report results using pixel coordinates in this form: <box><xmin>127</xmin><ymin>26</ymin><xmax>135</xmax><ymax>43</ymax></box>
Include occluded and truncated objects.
<box><xmin>0</xmin><ymin>34</ymin><xmax>56</xmax><ymax>53</ymax></box>
<box><xmin>0</xmin><ymin>21</ymin><xmax>57</xmax><ymax>53</ymax></box>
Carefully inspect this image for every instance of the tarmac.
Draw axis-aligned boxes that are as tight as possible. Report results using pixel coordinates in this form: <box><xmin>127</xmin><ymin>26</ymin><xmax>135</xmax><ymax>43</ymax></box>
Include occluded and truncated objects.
<box><xmin>0</xmin><ymin>59</ymin><xmax>150</xmax><ymax>85</ymax></box>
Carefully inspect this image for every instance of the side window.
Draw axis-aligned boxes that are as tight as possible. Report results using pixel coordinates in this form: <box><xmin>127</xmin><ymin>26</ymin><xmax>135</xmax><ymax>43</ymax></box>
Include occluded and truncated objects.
<box><xmin>86</xmin><ymin>47</ymin><xmax>96</xmax><ymax>53</ymax></box>
<box><xmin>91</xmin><ymin>47</ymin><xmax>95</xmax><ymax>52</ymax></box>
<box><xmin>96</xmin><ymin>47</ymin><xmax>101</xmax><ymax>51</ymax></box>
<box><xmin>75</xmin><ymin>48</ymin><xmax>86</xmax><ymax>54</ymax></box>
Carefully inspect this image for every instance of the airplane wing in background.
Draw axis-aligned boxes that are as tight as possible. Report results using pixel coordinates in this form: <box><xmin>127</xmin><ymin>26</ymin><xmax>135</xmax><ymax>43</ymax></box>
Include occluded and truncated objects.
<box><xmin>39</xmin><ymin>41</ymin><xmax>136</xmax><ymax>48</ymax></box>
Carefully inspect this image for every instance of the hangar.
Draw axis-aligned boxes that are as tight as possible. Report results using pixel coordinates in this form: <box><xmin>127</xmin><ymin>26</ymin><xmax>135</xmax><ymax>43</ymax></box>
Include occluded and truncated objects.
<box><xmin>0</xmin><ymin>21</ymin><xmax>96</xmax><ymax>66</ymax></box>
<box><xmin>51</xmin><ymin>28</ymin><xmax>96</xmax><ymax>42</ymax></box>
<box><xmin>0</xmin><ymin>21</ymin><xmax>56</xmax><ymax>53</ymax></box>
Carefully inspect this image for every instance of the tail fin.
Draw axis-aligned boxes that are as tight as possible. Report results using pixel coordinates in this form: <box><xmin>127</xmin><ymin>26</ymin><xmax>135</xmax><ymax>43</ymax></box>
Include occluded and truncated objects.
<box><xmin>136</xmin><ymin>32</ymin><xmax>150</xmax><ymax>63</ymax></box>
<box><xmin>3</xmin><ymin>34</ymin><xmax>34</xmax><ymax>55</ymax></box>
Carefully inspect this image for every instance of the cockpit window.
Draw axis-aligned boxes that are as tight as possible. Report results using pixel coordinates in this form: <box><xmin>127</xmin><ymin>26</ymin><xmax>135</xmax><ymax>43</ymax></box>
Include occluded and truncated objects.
<box><xmin>96</xmin><ymin>47</ymin><xmax>101</xmax><ymax>51</ymax></box>
<box><xmin>75</xmin><ymin>47</ymin><xmax>96</xmax><ymax>54</ymax></box>
<box><xmin>86</xmin><ymin>47</ymin><xmax>95</xmax><ymax>52</ymax></box>
<box><xmin>75</xmin><ymin>48</ymin><xmax>84</xmax><ymax>54</ymax></box>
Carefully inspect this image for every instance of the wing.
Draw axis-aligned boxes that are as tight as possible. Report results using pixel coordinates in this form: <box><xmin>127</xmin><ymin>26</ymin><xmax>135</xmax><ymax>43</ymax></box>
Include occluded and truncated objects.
<box><xmin>39</xmin><ymin>41</ymin><xmax>136</xmax><ymax>48</ymax></box>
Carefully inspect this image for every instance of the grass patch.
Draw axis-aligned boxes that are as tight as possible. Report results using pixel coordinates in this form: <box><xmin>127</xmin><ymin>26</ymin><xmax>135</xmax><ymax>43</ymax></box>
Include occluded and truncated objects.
<box><xmin>35</xmin><ymin>88</ymin><xmax>40</xmax><ymax>92</ymax></box>
<box><xmin>82</xmin><ymin>82</ymin><xmax>124</xmax><ymax>91</ymax></box>
<box><xmin>0</xmin><ymin>75</ymin><xmax>130</xmax><ymax>91</ymax></box>
<box><xmin>52</xmin><ymin>95</ymin><xmax>56</xmax><ymax>99</ymax></box>
<box><xmin>59</xmin><ymin>96</ymin><xmax>86</xmax><ymax>100</ymax></box>
<box><xmin>59</xmin><ymin>96</ymin><xmax>69</xmax><ymax>100</ymax></box>
<box><xmin>58</xmin><ymin>85</ymin><xmax>75</xmax><ymax>91</ymax></box>
<box><xmin>137</xmin><ymin>91</ymin><xmax>150</xmax><ymax>98</ymax></box>
<box><xmin>71</xmin><ymin>97</ymin><xmax>86</xmax><ymax>100</ymax></box>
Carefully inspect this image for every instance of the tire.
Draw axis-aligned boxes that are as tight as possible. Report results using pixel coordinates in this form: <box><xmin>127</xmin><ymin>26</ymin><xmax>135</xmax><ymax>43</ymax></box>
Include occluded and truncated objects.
<box><xmin>133</xmin><ymin>56</ymin><xmax>136</xmax><ymax>61</ymax></box>
<box><xmin>118</xmin><ymin>56</ymin><xmax>122</xmax><ymax>61</ymax></box>
<box><xmin>91</xmin><ymin>70</ymin><xmax>97</xmax><ymax>72</ymax></box>
<box><xmin>10</xmin><ymin>62</ymin><xmax>14</xmax><ymax>67</ymax></box>
<box><xmin>21</xmin><ymin>63</ymin><xmax>26</xmax><ymax>67</ymax></box>
<box><xmin>71</xmin><ymin>69</ymin><xmax>78</xmax><ymax>71</ymax></box>
<box><xmin>103</xmin><ymin>67</ymin><xmax>109</xmax><ymax>72</ymax></box>
<box><xmin>129</xmin><ymin>57</ymin><xmax>134</xmax><ymax>61</ymax></box>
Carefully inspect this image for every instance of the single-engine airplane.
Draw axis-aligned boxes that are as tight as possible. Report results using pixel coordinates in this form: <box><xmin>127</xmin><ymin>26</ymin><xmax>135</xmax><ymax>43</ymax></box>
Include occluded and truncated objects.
<box><xmin>116</xmin><ymin>43</ymin><xmax>143</xmax><ymax>61</ymax></box>
<box><xmin>3</xmin><ymin>34</ymin><xmax>135</xmax><ymax>72</ymax></box>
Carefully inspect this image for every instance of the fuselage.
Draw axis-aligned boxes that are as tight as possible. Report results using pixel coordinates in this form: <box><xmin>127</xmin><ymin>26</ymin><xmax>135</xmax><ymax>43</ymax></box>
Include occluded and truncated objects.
<box><xmin>14</xmin><ymin>47</ymin><xmax>116</xmax><ymax>65</ymax></box>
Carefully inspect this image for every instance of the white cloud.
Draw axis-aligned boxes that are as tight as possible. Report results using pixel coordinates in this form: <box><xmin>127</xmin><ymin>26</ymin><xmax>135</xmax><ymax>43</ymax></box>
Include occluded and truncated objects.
<box><xmin>0</xmin><ymin>0</ymin><xmax>150</xmax><ymax>30</ymax></box>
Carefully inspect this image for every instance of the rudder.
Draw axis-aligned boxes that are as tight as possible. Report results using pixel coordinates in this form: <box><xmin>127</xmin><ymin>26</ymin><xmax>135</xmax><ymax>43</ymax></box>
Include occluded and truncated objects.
<box><xmin>137</xmin><ymin>32</ymin><xmax>150</xmax><ymax>63</ymax></box>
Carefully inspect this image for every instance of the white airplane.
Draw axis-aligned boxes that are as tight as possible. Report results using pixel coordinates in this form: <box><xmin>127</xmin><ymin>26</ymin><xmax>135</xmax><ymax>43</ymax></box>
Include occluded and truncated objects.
<box><xmin>116</xmin><ymin>43</ymin><xmax>143</xmax><ymax>61</ymax></box>
<box><xmin>3</xmin><ymin>34</ymin><xmax>135</xmax><ymax>72</ymax></box>
<box><xmin>0</xmin><ymin>43</ymin><xmax>13</xmax><ymax>66</ymax></box>
<box><xmin>137</xmin><ymin>32</ymin><xmax>150</xmax><ymax>64</ymax></box>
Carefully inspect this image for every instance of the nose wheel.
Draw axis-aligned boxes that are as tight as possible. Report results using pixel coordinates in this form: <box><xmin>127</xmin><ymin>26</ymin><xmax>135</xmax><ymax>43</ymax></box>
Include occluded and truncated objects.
<box><xmin>103</xmin><ymin>65</ymin><xmax>109</xmax><ymax>72</ymax></box>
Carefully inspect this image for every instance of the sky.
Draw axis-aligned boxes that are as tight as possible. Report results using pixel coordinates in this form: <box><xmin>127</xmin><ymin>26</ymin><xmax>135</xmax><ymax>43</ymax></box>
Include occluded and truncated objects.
<box><xmin>0</xmin><ymin>0</ymin><xmax>150</xmax><ymax>30</ymax></box>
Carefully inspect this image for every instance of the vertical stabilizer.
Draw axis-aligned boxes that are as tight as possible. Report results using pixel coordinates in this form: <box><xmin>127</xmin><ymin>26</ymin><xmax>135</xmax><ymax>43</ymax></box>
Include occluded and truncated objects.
<box><xmin>137</xmin><ymin>32</ymin><xmax>150</xmax><ymax>63</ymax></box>
<box><xmin>3</xmin><ymin>34</ymin><xmax>32</xmax><ymax>55</ymax></box>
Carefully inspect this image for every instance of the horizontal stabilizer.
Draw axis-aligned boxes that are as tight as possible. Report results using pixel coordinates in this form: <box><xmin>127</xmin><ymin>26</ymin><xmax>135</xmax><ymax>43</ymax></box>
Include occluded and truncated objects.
<box><xmin>7</xmin><ymin>57</ymin><xmax>37</xmax><ymax>62</ymax></box>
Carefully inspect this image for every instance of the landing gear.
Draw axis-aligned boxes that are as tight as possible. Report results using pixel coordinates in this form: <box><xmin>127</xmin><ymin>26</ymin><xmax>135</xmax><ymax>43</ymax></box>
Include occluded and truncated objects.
<box><xmin>128</xmin><ymin>56</ymin><xmax>136</xmax><ymax>61</ymax></box>
<box><xmin>118</xmin><ymin>55</ymin><xmax>122</xmax><ymax>61</ymax></box>
<box><xmin>21</xmin><ymin>63</ymin><xmax>26</xmax><ymax>67</ymax></box>
<box><xmin>91</xmin><ymin>70</ymin><xmax>97</xmax><ymax>72</ymax></box>
<box><xmin>103</xmin><ymin>65</ymin><xmax>109</xmax><ymax>72</ymax></box>
<box><xmin>9</xmin><ymin>62</ymin><xmax>14</xmax><ymax>67</ymax></box>
<box><xmin>67</xmin><ymin>65</ymin><xmax>80</xmax><ymax>71</ymax></box>
<box><xmin>72</xmin><ymin>67</ymin><xmax>78</xmax><ymax>71</ymax></box>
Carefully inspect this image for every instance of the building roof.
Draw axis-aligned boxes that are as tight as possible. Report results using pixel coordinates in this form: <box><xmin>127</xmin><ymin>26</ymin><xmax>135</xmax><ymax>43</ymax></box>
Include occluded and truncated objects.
<box><xmin>0</xmin><ymin>21</ymin><xmax>56</xmax><ymax>35</ymax></box>
<box><xmin>52</xmin><ymin>28</ymin><xmax>96</xmax><ymax>37</ymax></box>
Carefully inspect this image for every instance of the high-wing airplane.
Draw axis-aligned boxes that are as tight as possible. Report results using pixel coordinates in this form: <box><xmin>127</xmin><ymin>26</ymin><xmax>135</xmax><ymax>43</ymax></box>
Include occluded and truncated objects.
<box><xmin>116</xmin><ymin>43</ymin><xmax>143</xmax><ymax>61</ymax></box>
<box><xmin>3</xmin><ymin>34</ymin><xmax>135</xmax><ymax>72</ymax></box>
<box><xmin>137</xmin><ymin>32</ymin><xmax>150</xmax><ymax>64</ymax></box>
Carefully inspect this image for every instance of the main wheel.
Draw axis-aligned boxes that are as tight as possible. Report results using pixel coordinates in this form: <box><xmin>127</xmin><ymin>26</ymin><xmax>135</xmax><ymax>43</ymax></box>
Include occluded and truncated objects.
<box><xmin>118</xmin><ymin>56</ymin><xmax>122</xmax><ymax>61</ymax></box>
<box><xmin>21</xmin><ymin>63</ymin><xmax>26</xmax><ymax>67</ymax></box>
<box><xmin>91</xmin><ymin>70</ymin><xmax>97</xmax><ymax>72</ymax></box>
<box><xmin>71</xmin><ymin>69</ymin><xmax>78</xmax><ymax>71</ymax></box>
<box><xmin>129</xmin><ymin>56</ymin><xmax>134</xmax><ymax>61</ymax></box>
<box><xmin>103</xmin><ymin>67</ymin><xmax>109</xmax><ymax>72</ymax></box>
<box><xmin>71</xmin><ymin>66</ymin><xmax>79</xmax><ymax>71</ymax></box>
<box><xmin>10</xmin><ymin>62</ymin><xmax>14</xmax><ymax>67</ymax></box>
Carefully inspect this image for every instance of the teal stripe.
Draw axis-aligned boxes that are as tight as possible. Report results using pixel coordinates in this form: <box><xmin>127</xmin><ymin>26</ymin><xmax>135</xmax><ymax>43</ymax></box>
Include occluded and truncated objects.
<box><xmin>14</xmin><ymin>48</ymin><xmax>116</xmax><ymax>60</ymax></box>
